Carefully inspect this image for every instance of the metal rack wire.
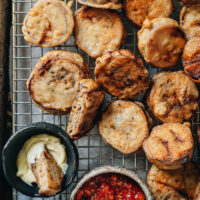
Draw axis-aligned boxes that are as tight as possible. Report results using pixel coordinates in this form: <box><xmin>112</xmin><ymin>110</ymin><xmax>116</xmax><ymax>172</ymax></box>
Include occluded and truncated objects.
<box><xmin>11</xmin><ymin>0</ymin><xmax>200</xmax><ymax>199</ymax></box>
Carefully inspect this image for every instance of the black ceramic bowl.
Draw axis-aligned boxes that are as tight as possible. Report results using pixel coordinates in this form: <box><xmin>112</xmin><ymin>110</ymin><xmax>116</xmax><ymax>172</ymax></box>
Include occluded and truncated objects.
<box><xmin>2</xmin><ymin>122</ymin><xmax>79</xmax><ymax>197</ymax></box>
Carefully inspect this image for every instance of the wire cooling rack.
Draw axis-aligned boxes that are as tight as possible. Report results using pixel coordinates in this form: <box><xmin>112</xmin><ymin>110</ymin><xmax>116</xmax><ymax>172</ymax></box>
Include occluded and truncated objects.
<box><xmin>12</xmin><ymin>0</ymin><xmax>200</xmax><ymax>199</ymax></box>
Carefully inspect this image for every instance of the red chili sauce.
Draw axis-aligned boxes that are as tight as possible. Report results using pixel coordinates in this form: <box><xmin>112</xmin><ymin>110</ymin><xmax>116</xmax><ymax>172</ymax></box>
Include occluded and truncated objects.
<box><xmin>75</xmin><ymin>173</ymin><xmax>146</xmax><ymax>200</ymax></box>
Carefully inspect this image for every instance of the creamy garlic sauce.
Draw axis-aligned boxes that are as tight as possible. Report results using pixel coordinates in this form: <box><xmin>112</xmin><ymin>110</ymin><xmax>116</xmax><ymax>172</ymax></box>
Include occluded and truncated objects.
<box><xmin>16</xmin><ymin>134</ymin><xmax>68</xmax><ymax>185</ymax></box>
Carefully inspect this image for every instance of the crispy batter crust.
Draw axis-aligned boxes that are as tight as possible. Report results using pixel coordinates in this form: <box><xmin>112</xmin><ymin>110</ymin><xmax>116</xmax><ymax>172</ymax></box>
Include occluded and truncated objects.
<box><xmin>138</xmin><ymin>18</ymin><xmax>186</xmax><ymax>68</ymax></box>
<box><xmin>183</xmin><ymin>37</ymin><xmax>200</xmax><ymax>82</ymax></box>
<box><xmin>135</xmin><ymin>101</ymin><xmax>153</xmax><ymax>130</ymax></box>
<box><xmin>95</xmin><ymin>49</ymin><xmax>150</xmax><ymax>99</ymax></box>
<box><xmin>22</xmin><ymin>0</ymin><xmax>74</xmax><ymax>48</ymax></box>
<box><xmin>180</xmin><ymin>4</ymin><xmax>200</xmax><ymax>40</ymax></box>
<box><xmin>27</xmin><ymin>50</ymin><xmax>90</xmax><ymax>114</ymax></box>
<box><xmin>124</xmin><ymin>0</ymin><xmax>173</xmax><ymax>27</ymax></box>
<box><xmin>74</xmin><ymin>6</ymin><xmax>126</xmax><ymax>58</ymax></box>
<box><xmin>147</xmin><ymin>165</ymin><xmax>186</xmax><ymax>200</ymax></box>
<box><xmin>67</xmin><ymin>79</ymin><xmax>105</xmax><ymax>139</ymax></box>
<box><xmin>148</xmin><ymin>71</ymin><xmax>199</xmax><ymax>123</ymax></box>
<box><xmin>99</xmin><ymin>100</ymin><xmax>149</xmax><ymax>154</ymax></box>
<box><xmin>152</xmin><ymin>70</ymin><xmax>171</xmax><ymax>82</ymax></box>
<box><xmin>194</xmin><ymin>182</ymin><xmax>200</xmax><ymax>200</ymax></box>
<box><xmin>143</xmin><ymin>123</ymin><xmax>194</xmax><ymax>170</ymax></box>
<box><xmin>77</xmin><ymin>0</ymin><xmax>122</xmax><ymax>9</ymax></box>
<box><xmin>147</xmin><ymin>164</ymin><xmax>200</xmax><ymax>200</ymax></box>
<box><xmin>183</xmin><ymin>163</ymin><xmax>200</xmax><ymax>199</ymax></box>
<box><xmin>179</xmin><ymin>0</ymin><xmax>200</xmax><ymax>4</ymax></box>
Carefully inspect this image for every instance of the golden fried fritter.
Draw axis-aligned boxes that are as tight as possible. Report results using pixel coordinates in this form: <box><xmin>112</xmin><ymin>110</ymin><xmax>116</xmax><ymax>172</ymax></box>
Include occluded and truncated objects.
<box><xmin>22</xmin><ymin>0</ymin><xmax>74</xmax><ymax>48</ymax></box>
<box><xmin>124</xmin><ymin>0</ymin><xmax>172</xmax><ymax>27</ymax></box>
<box><xmin>95</xmin><ymin>49</ymin><xmax>150</xmax><ymax>99</ymax></box>
<box><xmin>143</xmin><ymin>123</ymin><xmax>193</xmax><ymax>170</ymax></box>
<box><xmin>148</xmin><ymin>71</ymin><xmax>199</xmax><ymax>123</ymax></box>
<box><xmin>27</xmin><ymin>50</ymin><xmax>90</xmax><ymax>114</ymax></box>
<box><xmin>183</xmin><ymin>37</ymin><xmax>200</xmax><ymax>82</ymax></box>
<box><xmin>77</xmin><ymin>0</ymin><xmax>122</xmax><ymax>9</ymax></box>
<box><xmin>74</xmin><ymin>6</ymin><xmax>126</xmax><ymax>58</ymax></box>
<box><xmin>99</xmin><ymin>100</ymin><xmax>149</xmax><ymax>154</ymax></box>
<box><xmin>147</xmin><ymin>163</ymin><xmax>200</xmax><ymax>200</ymax></box>
<box><xmin>138</xmin><ymin>18</ymin><xmax>186</xmax><ymax>68</ymax></box>
<box><xmin>67</xmin><ymin>79</ymin><xmax>104</xmax><ymax>139</ymax></box>
<box><xmin>180</xmin><ymin>4</ymin><xmax>200</xmax><ymax>40</ymax></box>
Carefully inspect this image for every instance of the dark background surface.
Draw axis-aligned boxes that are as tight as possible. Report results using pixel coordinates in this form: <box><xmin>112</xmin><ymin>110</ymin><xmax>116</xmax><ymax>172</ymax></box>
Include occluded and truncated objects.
<box><xmin>0</xmin><ymin>0</ymin><xmax>12</xmax><ymax>199</ymax></box>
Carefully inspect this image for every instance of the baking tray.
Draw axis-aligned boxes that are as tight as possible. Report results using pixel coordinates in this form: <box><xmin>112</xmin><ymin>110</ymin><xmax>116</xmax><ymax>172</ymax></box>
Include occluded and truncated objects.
<box><xmin>12</xmin><ymin>0</ymin><xmax>200</xmax><ymax>199</ymax></box>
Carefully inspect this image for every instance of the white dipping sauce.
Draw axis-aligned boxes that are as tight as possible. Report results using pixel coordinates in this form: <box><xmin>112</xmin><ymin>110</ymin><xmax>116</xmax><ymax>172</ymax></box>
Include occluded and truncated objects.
<box><xmin>16</xmin><ymin>134</ymin><xmax>68</xmax><ymax>184</ymax></box>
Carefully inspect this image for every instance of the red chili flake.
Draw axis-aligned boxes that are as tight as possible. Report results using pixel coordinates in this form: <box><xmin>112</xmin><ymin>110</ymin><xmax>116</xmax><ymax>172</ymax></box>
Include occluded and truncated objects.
<box><xmin>75</xmin><ymin>173</ymin><xmax>145</xmax><ymax>200</ymax></box>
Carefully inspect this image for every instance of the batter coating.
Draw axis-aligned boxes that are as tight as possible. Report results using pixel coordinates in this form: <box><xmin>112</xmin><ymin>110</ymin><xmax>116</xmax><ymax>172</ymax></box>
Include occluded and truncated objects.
<box><xmin>99</xmin><ymin>100</ymin><xmax>149</xmax><ymax>154</ymax></box>
<box><xmin>67</xmin><ymin>79</ymin><xmax>105</xmax><ymax>140</ymax></box>
<box><xmin>95</xmin><ymin>50</ymin><xmax>150</xmax><ymax>99</ymax></box>
<box><xmin>179</xmin><ymin>0</ymin><xmax>200</xmax><ymax>4</ymax></box>
<box><xmin>147</xmin><ymin>164</ymin><xmax>200</xmax><ymax>200</ymax></box>
<box><xmin>143</xmin><ymin>123</ymin><xmax>194</xmax><ymax>170</ymax></box>
<box><xmin>124</xmin><ymin>0</ymin><xmax>173</xmax><ymax>27</ymax></box>
<box><xmin>74</xmin><ymin>6</ymin><xmax>126</xmax><ymax>58</ymax></box>
<box><xmin>77</xmin><ymin>0</ymin><xmax>122</xmax><ymax>9</ymax></box>
<box><xmin>180</xmin><ymin>4</ymin><xmax>200</xmax><ymax>40</ymax></box>
<box><xmin>135</xmin><ymin>101</ymin><xmax>153</xmax><ymax>130</ymax></box>
<box><xmin>183</xmin><ymin>37</ymin><xmax>200</xmax><ymax>82</ymax></box>
<box><xmin>183</xmin><ymin>163</ymin><xmax>200</xmax><ymax>199</ymax></box>
<box><xmin>22</xmin><ymin>0</ymin><xmax>74</xmax><ymax>48</ymax></box>
<box><xmin>138</xmin><ymin>18</ymin><xmax>186</xmax><ymax>68</ymax></box>
<box><xmin>195</xmin><ymin>182</ymin><xmax>200</xmax><ymax>200</ymax></box>
<box><xmin>147</xmin><ymin>165</ymin><xmax>186</xmax><ymax>200</ymax></box>
<box><xmin>148</xmin><ymin>71</ymin><xmax>199</xmax><ymax>123</ymax></box>
<box><xmin>27</xmin><ymin>50</ymin><xmax>90</xmax><ymax>114</ymax></box>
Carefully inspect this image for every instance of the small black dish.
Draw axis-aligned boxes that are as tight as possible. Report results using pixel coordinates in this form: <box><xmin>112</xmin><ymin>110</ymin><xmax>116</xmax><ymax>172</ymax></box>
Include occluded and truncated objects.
<box><xmin>2</xmin><ymin>122</ymin><xmax>79</xmax><ymax>197</ymax></box>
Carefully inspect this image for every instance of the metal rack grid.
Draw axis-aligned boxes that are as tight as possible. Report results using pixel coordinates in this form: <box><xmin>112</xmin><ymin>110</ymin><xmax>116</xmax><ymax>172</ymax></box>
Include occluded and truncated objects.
<box><xmin>11</xmin><ymin>0</ymin><xmax>200</xmax><ymax>199</ymax></box>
